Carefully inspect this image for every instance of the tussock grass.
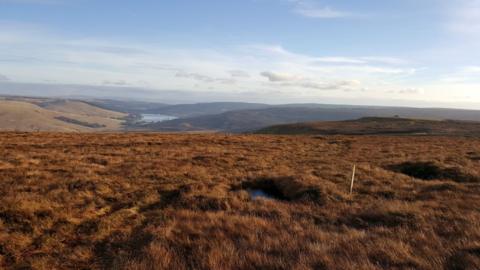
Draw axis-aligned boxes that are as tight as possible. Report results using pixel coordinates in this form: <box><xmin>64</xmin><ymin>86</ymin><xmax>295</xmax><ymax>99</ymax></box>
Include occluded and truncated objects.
<box><xmin>0</xmin><ymin>133</ymin><xmax>479</xmax><ymax>269</ymax></box>
<box><xmin>388</xmin><ymin>161</ymin><xmax>480</xmax><ymax>183</ymax></box>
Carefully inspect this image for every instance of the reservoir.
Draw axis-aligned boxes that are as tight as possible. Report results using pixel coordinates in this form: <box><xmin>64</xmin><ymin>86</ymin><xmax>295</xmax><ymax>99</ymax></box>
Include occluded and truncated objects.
<box><xmin>141</xmin><ymin>114</ymin><xmax>177</xmax><ymax>123</ymax></box>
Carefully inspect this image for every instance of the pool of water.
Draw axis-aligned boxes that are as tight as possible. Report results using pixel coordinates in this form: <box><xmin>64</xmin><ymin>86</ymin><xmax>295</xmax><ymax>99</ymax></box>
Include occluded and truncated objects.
<box><xmin>141</xmin><ymin>114</ymin><xmax>177</xmax><ymax>123</ymax></box>
<box><xmin>248</xmin><ymin>189</ymin><xmax>275</xmax><ymax>200</ymax></box>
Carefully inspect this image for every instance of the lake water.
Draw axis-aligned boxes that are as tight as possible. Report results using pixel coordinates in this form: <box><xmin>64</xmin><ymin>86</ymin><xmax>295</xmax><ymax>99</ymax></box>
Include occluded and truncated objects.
<box><xmin>141</xmin><ymin>114</ymin><xmax>177</xmax><ymax>123</ymax></box>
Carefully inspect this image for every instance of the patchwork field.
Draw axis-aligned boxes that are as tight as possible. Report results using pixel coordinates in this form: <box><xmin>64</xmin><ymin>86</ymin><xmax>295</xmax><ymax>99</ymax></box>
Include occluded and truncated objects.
<box><xmin>0</xmin><ymin>133</ymin><xmax>479</xmax><ymax>269</ymax></box>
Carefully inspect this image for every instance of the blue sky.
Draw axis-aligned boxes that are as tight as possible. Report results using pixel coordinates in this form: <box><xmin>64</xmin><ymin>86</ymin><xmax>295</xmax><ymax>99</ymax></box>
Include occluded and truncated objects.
<box><xmin>0</xmin><ymin>0</ymin><xmax>479</xmax><ymax>108</ymax></box>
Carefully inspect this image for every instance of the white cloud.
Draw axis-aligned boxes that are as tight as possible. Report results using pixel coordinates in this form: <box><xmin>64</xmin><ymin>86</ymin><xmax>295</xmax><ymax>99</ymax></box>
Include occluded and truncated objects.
<box><xmin>249</xmin><ymin>44</ymin><xmax>414</xmax><ymax>76</ymax></box>
<box><xmin>312</xmin><ymin>57</ymin><xmax>365</xmax><ymax>64</ymax></box>
<box><xmin>229</xmin><ymin>70</ymin><xmax>250</xmax><ymax>78</ymax></box>
<box><xmin>282</xmin><ymin>80</ymin><xmax>361</xmax><ymax>91</ymax></box>
<box><xmin>295</xmin><ymin>6</ymin><xmax>349</xmax><ymax>18</ymax></box>
<box><xmin>260</xmin><ymin>71</ymin><xmax>303</xmax><ymax>82</ymax></box>
<box><xmin>176</xmin><ymin>71</ymin><xmax>236</xmax><ymax>85</ymax></box>
<box><xmin>398</xmin><ymin>88</ymin><xmax>424</xmax><ymax>95</ymax></box>
<box><xmin>175</xmin><ymin>71</ymin><xmax>215</xmax><ymax>82</ymax></box>
<box><xmin>358</xmin><ymin>57</ymin><xmax>409</xmax><ymax>65</ymax></box>
<box><xmin>0</xmin><ymin>74</ymin><xmax>9</xmax><ymax>81</ymax></box>
<box><xmin>102</xmin><ymin>80</ymin><xmax>130</xmax><ymax>86</ymax></box>
<box><xmin>463</xmin><ymin>66</ymin><xmax>480</xmax><ymax>73</ymax></box>
<box><xmin>0</xmin><ymin>26</ymin><xmax>427</xmax><ymax>102</ymax></box>
<box><xmin>310</xmin><ymin>56</ymin><xmax>408</xmax><ymax>66</ymax></box>
<box><xmin>439</xmin><ymin>66</ymin><xmax>480</xmax><ymax>84</ymax></box>
<box><xmin>289</xmin><ymin>0</ymin><xmax>350</xmax><ymax>19</ymax></box>
<box><xmin>260</xmin><ymin>66</ymin><xmax>363</xmax><ymax>91</ymax></box>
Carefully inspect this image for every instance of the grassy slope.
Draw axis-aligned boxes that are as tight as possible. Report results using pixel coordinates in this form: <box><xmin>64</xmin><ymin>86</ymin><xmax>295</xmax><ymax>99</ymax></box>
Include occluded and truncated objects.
<box><xmin>0</xmin><ymin>100</ymin><xmax>126</xmax><ymax>132</ymax></box>
<box><xmin>41</xmin><ymin>100</ymin><xmax>127</xmax><ymax>119</ymax></box>
<box><xmin>0</xmin><ymin>133</ymin><xmax>479</xmax><ymax>269</ymax></box>
<box><xmin>256</xmin><ymin>117</ymin><xmax>480</xmax><ymax>135</ymax></box>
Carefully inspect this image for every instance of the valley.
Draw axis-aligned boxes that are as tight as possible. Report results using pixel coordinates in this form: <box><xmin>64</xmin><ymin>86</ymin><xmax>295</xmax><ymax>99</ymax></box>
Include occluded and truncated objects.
<box><xmin>3</xmin><ymin>95</ymin><xmax>480</xmax><ymax>134</ymax></box>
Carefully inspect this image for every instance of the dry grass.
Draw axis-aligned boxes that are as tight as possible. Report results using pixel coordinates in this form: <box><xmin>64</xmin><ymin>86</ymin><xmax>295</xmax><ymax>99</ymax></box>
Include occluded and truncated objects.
<box><xmin>41</xmin><ymin>100</ymin><xmax>126</xmax><ymax>120</ymax></box>
<box><xmin>256</xmin><ymin>117</ymin><xmax>480</xmax><ymax>136</ymax></box>
<box><xmin>0</xmin><ymin>133</ymin><xmax>479</xmax><ymax>269</ymax></box>
<box><xmin>0</xmin><ymin>100</ymin><xmax>126</xmax><ymax>132</ymax></box>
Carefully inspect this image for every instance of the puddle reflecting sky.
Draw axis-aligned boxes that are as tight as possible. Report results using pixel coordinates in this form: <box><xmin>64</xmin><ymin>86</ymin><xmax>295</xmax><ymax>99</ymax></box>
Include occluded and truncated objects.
<box><xmin>248</xmin><ymin>189</ymin><xmax>274</xmax><ymax>200</ymax></box>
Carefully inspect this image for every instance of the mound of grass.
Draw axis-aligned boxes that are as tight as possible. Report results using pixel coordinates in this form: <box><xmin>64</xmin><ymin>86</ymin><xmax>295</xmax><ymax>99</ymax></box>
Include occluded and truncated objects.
<box><xmin>447</xmin><ymin>247</ymin><xmax>480</xmax><ymax>270</ymax></box>
<box><xmin>237</xmin><ymin>176</ymin><xmax>330</xmax><ymax>205</ymax></box>
<box><xmin>388</xmin><ymin>161</ymin><xmax>480</xmax><ymax>183</ymax></box>
<box><xmin>343</xmin><ymin>211</ymin><xmax>420</xmax><ymax>229</ymax></box>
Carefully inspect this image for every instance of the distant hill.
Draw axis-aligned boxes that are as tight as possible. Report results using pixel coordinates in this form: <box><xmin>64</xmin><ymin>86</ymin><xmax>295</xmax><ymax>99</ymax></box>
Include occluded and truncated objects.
<box><xmin>4</xmin><ymin>95</ymin><xmax>480</xmax><ymax>133</ymax></box>
<box><xmin>145</xmin><ymin>106</ymin><xmax>480</xmax><ymax>133</ymax></box>
<box><xmin>144</xmin><ymin>107</ymin><xmax>361</xmax><ymax>132</ymax></box>
<box><xmin>256</xmin><ymin>117</ymin><xmax>480</xmax><ymax>136</ymax></box>
<box><xmin>90</xmin><ymin>100</ymin><xmax>270</xmax><ymax>118</ymax></box>
<box><xmin>0</xmin><ymin>98</ymin><xmax>127</xmax><ymax>132</ymax></box>
<box><xmin>86</xmin><ymin>99</ymin><xmax>169</xmax><ymax>114</ymax></box>
<box><xmin>40</xmin><ymin>100</ymin><xmax>126</xmax><ymax>119</ymax></box>
<box><xmin>146</xmin><ymin>102</ymin><xmax>270</xmax><ymax>118</ymax></box>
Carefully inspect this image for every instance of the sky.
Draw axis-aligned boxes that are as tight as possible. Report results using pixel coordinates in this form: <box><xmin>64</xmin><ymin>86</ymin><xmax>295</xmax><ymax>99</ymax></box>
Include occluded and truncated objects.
<box><xmin>0</xmin><ymin>0</ymin><xmax>479</xmax><ymax>108</ymax></box>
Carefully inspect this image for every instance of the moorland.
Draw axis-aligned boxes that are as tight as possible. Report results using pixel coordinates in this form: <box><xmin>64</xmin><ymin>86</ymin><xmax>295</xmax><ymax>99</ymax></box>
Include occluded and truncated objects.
<box><xmin>0</xmin><ymin>132</ymin><xmax>479</xmax><ymax>269</ymax></box>
<box><xmin>256</xmin><ymin>117</ymin><xmax>480</xmax><ymax>136</ymax></box>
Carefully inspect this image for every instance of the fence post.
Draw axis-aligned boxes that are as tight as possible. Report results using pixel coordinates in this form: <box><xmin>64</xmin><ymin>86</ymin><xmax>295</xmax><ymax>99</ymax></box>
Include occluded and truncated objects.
<box><xmin>350</xmin><ymin>164</ymin><xmax>356</xmax><ymax>195</ymax></box>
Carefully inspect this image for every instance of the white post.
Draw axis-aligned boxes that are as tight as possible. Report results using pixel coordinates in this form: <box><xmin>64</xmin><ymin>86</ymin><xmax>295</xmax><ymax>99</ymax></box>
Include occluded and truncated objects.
<box><xmin>350</xmin><ymin>164</ymin><xmax>356</xmax><ymax>195</ymax></box>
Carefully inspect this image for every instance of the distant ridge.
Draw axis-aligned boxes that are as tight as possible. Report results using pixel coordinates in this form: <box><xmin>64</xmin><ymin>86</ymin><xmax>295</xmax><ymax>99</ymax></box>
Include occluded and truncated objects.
<box><xmin>255</xmin><ymin>117</ymin><xmax>480</xmax><ymax>136</ymax></box>
<box><xmin>3</xmin><ymin>95</ymin><xmax>480</xmax><ymax>133</ymax></box>
<box><xmin>144</xmin><ymin>106</ymin><xmax>480</xmax><ymax>133</ymax></box>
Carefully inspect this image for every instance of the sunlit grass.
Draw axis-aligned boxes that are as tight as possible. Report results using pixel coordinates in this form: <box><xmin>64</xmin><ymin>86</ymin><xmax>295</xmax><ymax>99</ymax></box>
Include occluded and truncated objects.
<box><xmin>0</xmin><ymin>132</ymin><xmax>479</xmax><ymax>269</ymax></box>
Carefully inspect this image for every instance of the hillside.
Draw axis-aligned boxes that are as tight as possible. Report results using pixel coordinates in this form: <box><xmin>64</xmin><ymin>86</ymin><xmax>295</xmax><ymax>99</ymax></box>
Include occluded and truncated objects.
<box><xmin>145</xmin><ymin>106</ymin><xmax>480</xmax><ymax>133</ymax></box>
<box><xmin>147</xmin><ymin>102</ymin><xmax>270</xmax><ymax>117</ymax></box>
<box><xmin>4</xmin><ymin>95</ymin><xmax>480</xmax><ymax>133</ymax></box>
<box><xmin>144</xmin><ymin>107</ymin><xmax>370</xmax><ymax>132</ymax></box>
<box><xmin>256</xmin><ymin>117</ymin><xmax>480</xmax><ymax>136</ymax></box>
<box><xmin>86</xmin><ymin>99</ymin><xmax>169</xmax><ymax>114</ymax></box>
<box><xmin>90</xmin><ymin>100</ymin><xmax>270</xmax><ymax>118</ymax></box>
<box><xmin>0</xmin><ymin>99</ymin><xmax>127</xmax><ymax>132</ymax></box>
<box><xmin>40</xmin><ymin>100</ymin><xmax>126</xmax><ymax>119</ymax></box>
<box><xmin>0</xmin><ymin>133</ymin><xmax>479</xmax><ymax>269</ymax></box>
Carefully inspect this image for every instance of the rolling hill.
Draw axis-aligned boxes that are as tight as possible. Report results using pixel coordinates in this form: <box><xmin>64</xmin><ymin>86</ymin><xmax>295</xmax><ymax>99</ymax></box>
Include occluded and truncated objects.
<box><xmin>256</xmin><ymin>117</ymin><xmax>480</xmax><ymax>136</ymax></box>
<box><xmin>146</xmin><ymin>102</ymin><xmax>270</xmax><ymax>117</ymax></box>
<box><xmin>39</xmin><ymin>100</ymin><xmax>126</xmax><ymax>119</ymax></box>
<box><xmin>86</xmin><ymin>99</ymin><xmax>169</xmax><ymax>114</ymax></box>
<box><xmin>89</xmin><ymin>100</ymin><xmax>270</xmax><ymax>118</ymax></box>
<box><xmin>144</xmin><ymin>106</ymin><xmax>480</xmax><ymax>133</ymax></box>
<box><xmin>4</xmin><ymin>95</ymin><xmax>480</xmax><ymax>133</ymax></box>
<box><xmin>0</xmin><ymin>99</ymin><xmax>127</xmax><ymax>132</ymax></box>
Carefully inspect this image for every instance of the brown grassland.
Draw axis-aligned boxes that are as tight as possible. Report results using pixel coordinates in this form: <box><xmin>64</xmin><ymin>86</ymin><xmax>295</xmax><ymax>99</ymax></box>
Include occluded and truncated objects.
<box><xmin>0</xmin><ymin>132</ymin><xmax>479</xmax><ymax>269</ymax></box>
<box><xmin>0</xmin><ymin>100</ymin><xmax>126</xmax><ymax>132</ymax></box>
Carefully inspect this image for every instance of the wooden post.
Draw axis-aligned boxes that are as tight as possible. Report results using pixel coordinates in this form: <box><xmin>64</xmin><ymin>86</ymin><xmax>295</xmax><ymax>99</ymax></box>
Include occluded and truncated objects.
<box><xmin>350</xmin><ymin>164</ymin><xmax>356</xmax><ymax>195</ymax></box>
